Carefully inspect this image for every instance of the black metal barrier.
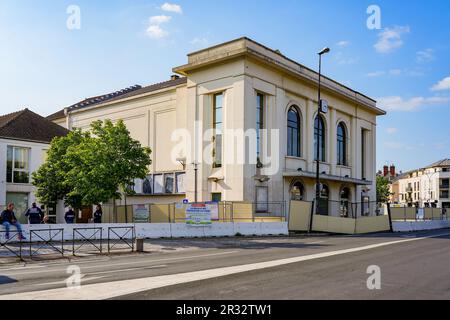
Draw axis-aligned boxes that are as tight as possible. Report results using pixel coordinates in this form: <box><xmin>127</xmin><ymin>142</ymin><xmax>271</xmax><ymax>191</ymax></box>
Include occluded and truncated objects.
<box><xmin>107</xmin><ymin>226</ymin><xmax>135</xmax><ymax>254</ymax></box>
<box><xmin>0</xmin><ymin>231</ymin><xmax>23</xmax><ymax>260</ymax></box>
<box><xmin>72</xmin><ymin>227</ymin><xmax>103</xmax><ymax>256</ymax></box>
<box><xmin>29</xmin><ymin>229</ymin><xmax>64</xmax><ymax>259</ymax></box>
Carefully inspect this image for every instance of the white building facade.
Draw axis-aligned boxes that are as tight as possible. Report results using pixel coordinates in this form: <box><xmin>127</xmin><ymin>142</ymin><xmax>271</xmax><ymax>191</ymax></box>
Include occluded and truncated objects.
<box><xmin>49</xmin><ymin>38</ymin><xmax>386</xmax><ymax>218</ymax></box>
<box><xmin>0</xmin><ymin>109</ymin><xmax>69</xmax><ymax>223</ymax></box>
<box><xmin>392</xmin><ymin>159</ymin><xmax>450</xmax><ymax>208</ymax></box>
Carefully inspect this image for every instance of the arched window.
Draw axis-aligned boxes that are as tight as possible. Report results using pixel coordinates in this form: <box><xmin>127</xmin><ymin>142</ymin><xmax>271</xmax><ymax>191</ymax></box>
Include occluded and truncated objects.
<box><xmin>340</xmin><ymin>187</ymin><xmax>351</xmax><ymax>217</ymax></box>
<box><xmin>317</xmin><ymin>184</ymin><xmax>329</xmax><ymax>216</ymax></box>
<box><xmin>290</xmin><ymin>181</ymin><xmax>305</xmax><ymax>201</ymax></box>
<box><xmin>314</xmin><ymin>115</ymin><xmax>326</xmax><ymax>162</ymax></box>
<box><xmin>337</xmin><ymin>122</ymin><xmax>347</xmax><ymax>166</ymax></box>
<box><xmin>287</xmin><ymin>107</ymin><xmax>301</xmax><ymax>157</ymax></box>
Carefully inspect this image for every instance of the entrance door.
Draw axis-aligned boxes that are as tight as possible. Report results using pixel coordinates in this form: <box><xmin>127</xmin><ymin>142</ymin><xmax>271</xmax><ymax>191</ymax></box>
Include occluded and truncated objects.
<box><xmin>77</xmin><ymin>207</ymin><xmax>93</xmax><ymax>223</ymax></box>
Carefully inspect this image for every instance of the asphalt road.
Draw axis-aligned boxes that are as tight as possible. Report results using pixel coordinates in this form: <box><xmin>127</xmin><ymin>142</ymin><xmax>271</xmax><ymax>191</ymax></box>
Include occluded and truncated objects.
<box><xmin>0</xmin><ymin>229</ymin><xmax>450</xmax><ymax>300</ymax></box>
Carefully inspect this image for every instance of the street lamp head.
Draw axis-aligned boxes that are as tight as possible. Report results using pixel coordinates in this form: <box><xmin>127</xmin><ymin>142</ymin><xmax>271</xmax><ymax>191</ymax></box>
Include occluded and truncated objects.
<box><xmin>318</xmin><ymin>47</ymin><xmax>330</xmax><ymax>55</ymax></box>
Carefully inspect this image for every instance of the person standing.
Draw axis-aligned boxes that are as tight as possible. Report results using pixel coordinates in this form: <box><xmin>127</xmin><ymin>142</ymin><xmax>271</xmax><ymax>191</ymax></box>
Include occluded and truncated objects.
<box><xmin>65</xmin><ymin>207</ymin><xmax>76</xmax><ymax>224</ymax></box>
<box><xmin>25</xmin><ymin>203</ymin><xmax>44</xmax><ymax>225</ymax></box>
<box><xmin>1</xmin><ymin>203</ymin><xmax>26</xmax><ymax>240</ymax></box>
<box><xmin>93</xmin><ymin>204</ymin><xmax>103</xmax><ymax>224</ymax></box>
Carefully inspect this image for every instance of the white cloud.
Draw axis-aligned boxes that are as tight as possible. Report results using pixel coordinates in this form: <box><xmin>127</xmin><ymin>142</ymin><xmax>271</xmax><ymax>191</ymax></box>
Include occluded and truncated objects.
<box><xmin>374</xmin><ymin>26</ymin><xmax>410</xmax><ymax>54</ymax></box>
<box><xmin>416</xmin><ymin>48</ymin><xmax>434</xmax><ymax>63</ymax></box>
<box><xmin>377</xmin><ymin>96</ymin><xmax>449</xmax><ymax>112</ymax></box>
<box><xmin>366</xmin><ymin>71</ymin><xmax>386</xmax><ymax>77</ymax></box>
<box><xmin>389</xmin><ymin>69</ymin><xmax>402</xmax><ymax>76</ymax></box>
<box><xmin>190</xmin><ymin>37</ymin><xmax>209</xmax><ymax>46</ymax></box>
<box><xmin>431</xmin><ymin>77</ymin><xmax>450</xmax><ymax>91</ymax></box>
<box><xmin>366</xmin><ymin>69</ymin><xmax>402</xmax><ymax>77</ymax></box>
<box><xmin>337</xmin><ymin>40</ymin><xmax>350</xmax><ymax>47</ymax></box>
<box><xmin>146</xmin><ymin>25</ymin><xmax>169</xmax><ymax>39</ymax></box>
<box><xmin>149</xmin><ymin>15</ymin><xmax>172</xmax><ymax>25</ymax></box>
<box><xmin>386</xmin><ymin>127</ymin><xmax>398</xmax><ymax>135</ymax></box>
<box><xmin>161</xmin><ymin>3</ymin><xmax>183</xmax><ymax>14</ymax></box>
<box><xmin>334</xmin><ymin>51</ymin><xmax>358</xmax><ymax>65</ymax></box>
<box><xmin>146</xmin><ymin>15</ymin><xmax>172</xmax><ymax>39</ymax></box>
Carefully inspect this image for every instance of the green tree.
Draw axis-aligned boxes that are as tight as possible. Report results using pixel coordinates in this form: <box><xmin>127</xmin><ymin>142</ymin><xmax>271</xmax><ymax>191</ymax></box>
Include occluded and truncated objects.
<box><xmin>32</xmin><ymin>120</ymin><xmax>152</xmax><ymax>209</ymax></box>
<box><xmin>376</xmin><ymin>175</ymin><xmax>391</xmax><ymax>204</ymax></box>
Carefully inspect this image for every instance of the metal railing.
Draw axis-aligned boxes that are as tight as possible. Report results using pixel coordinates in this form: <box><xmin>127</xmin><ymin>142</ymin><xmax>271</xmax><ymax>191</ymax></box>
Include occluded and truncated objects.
<box><xmin>0</xmin><ymin>231</ymin><xmax>23</xmax><ymax>260</ymax></box>
<box><xmin>107</xmin><ymin>226</ymin><xmax>135</xmax><ymax>254</ymax></box>
<box><xmin>72</xmin><ymin>227</ymin><xmax>103</xmax><ymax>255</ymax></box>
<box><xmin>314</xmin><ymin>200</ymin><xmax>382</xmax><ymax>219</ymax></box>
<box><xmin>102</xmin><ymin>201</ymin><xmax>287</xmax><ymax>224</ymax></box>
<box><xmin>29</xmin><ymin>229</ymin><xmax>64</xmax><ymax>259</ymax></box>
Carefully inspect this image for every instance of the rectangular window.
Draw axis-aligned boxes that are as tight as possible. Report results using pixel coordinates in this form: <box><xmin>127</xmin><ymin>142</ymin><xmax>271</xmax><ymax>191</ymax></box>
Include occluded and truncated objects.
<box><xmin>440</xmin><ymin>190</ymin><xmax>449</xmax><ymax>199</ymax></box>
<box><xmin>441</xmin><ymin>179</ymin><xmax>449</xmax><ymax>189</ymax></box>
<box><xmin>211</xmin><ymin>193</ymin><xmax>222</xmax><ymax>203</ymax></box>
<box><xmin>213</xmin><ymin>93</ymin><xmax>223</xmax><ymax>168</ymax></box>
<box><xmin>164</xmin><ymin>174</ymin><xmax>174</xmax><ymax>194</ymax></box>
<box><xmin>361</xmin><ymin>130</ymin><xmax>367</xmax><ymax>180</ymax></box>
<box><xmin>176</xmin><ymin>172</ymin><xmax>186</xmax><ymax>194</ymax></box>
<box><xmin>6</xmin><ymin>192</ymin><xmax>29</xmax><ymax>224</ymax></box>
<box><xmin>6</xmin><ymin>146</ymin><xmax>30</xmax><ymax>184</ymax></box>
<box><xmin>153</xmin><ymin>174</ymin><xmax>164</xmax><ymax>194</ymax></box>
<box><xmin>256</xmin><ymin>93</ymin><xmax>264</xmax><ymax>160</ymax></box>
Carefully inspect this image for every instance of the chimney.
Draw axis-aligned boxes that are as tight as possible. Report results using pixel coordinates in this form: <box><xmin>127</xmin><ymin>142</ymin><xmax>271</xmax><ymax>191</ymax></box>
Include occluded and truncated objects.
<box><xmin>170</xmin><ymin>75</ymin><xmax>180</xmax><ymax>81</ymax></box>
<box><xmin>383</xmin><ymin>165</ymin><xmax>389</xmax><ymax>177</ymax></box>
<box><xmin>390</xmin><ymin>165</ymin><xmax>396</xmax><ymax>177</ymax></box>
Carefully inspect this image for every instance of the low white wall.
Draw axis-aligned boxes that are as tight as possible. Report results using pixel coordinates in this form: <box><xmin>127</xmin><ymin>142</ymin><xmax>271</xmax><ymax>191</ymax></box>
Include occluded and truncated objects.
<box><xmin>1</xmin><ymin>222</ymin><xmax>288</xmax><ymax>242</ymax></box>
<box><xmin>393</xmin><ymin>220</ymin><xmax>450</xmax><ymax>233</ymax></box>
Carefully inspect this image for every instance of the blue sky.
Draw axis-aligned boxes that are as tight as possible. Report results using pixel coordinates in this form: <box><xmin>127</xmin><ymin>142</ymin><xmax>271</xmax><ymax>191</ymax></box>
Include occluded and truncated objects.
<box><xmin>0</xmin><ymin>0</ymin><xmax>449</xmax><ymax>172</ymax></box>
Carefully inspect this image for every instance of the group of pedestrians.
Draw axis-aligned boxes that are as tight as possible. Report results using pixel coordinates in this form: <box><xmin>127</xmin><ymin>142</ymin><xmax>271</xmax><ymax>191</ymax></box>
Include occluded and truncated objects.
<box><xmin>1</xmin><ymin>202</ymin><xmax>103</xmax><ymax>240</ymax></box>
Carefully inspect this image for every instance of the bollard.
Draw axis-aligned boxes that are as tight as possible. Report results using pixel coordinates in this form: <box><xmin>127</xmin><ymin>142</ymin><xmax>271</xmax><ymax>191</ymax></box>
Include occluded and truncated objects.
<box><xmin>136</xmin><ymin>238</ymin><xmax>145</xmax><ymax>252</ymax></box>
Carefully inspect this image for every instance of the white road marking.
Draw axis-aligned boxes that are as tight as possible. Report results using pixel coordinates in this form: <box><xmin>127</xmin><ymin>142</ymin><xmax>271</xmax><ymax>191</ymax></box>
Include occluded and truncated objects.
<box><xmin>87</xmin><ymin>265</ymin><xmax>167</xmax><ymax>276</ymax></box>
<box><xmin>33</xmin><ymin>275</ymin><xmax>107</xmax><ymax>287</ymax></box>
<box><xmin>306</xmin><ymin>241</ymin><xmax>325</xmax><ymax>245</ymax></box>
<box><xmin>2</xmin><ymin>232</ymin><xmax>448</xmax><ymax>300</ymax></box>
<box><xmin>2</xmin><ymin>251</ymin><xmax>239</xmax><ymax>276</ymax></box>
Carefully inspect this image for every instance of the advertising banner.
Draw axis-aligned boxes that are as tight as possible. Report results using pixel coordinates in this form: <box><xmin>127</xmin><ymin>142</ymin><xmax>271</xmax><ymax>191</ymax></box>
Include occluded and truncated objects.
<box><xmin>186</xmin><ymin>203</ymin><xmax>214</xmax><ymax>226</ymax></box>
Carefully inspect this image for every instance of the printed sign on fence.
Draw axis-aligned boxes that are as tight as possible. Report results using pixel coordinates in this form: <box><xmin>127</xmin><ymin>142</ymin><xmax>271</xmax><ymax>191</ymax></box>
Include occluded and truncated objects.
<box><xmin>133</xmin><ymin>204</ymin><xmax>149</xmax><ymax>223</ymax></box>
<box><xmin>186</xmin><ymin>203</ymin><xmax>213</xmax><ymax>226</ymax></box>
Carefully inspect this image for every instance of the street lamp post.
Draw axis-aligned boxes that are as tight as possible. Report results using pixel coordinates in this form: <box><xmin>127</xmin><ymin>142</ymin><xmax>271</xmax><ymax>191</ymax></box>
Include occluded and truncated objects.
<box><xmin>315</xmin><ymin>47</ymin><xmax>330</xmax><ymax>214</ymax></box>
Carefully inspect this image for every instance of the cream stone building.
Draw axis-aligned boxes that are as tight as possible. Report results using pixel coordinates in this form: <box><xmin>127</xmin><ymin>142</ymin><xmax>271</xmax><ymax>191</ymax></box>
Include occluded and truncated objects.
<box><xmin>390</xmin><ymin>159</ymin><xmax>450</xmax><ymax>208</ymax></box>
<box><xmin>48</xmin><ymin>37</ymin><xmax>386</xmax><ymax>217</ymax></box>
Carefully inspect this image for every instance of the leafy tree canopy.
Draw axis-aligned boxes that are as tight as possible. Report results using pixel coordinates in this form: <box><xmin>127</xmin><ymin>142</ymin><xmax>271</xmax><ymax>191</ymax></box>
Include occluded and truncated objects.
<box><xmin>376</xmin><ymin>175</ymin><xmax>392</xmax><ymax>204</ymax></box>
<box><xmin>32</xmin><ymin>120</ymin><xmax>152</xmax><ymax>208</ymax></box>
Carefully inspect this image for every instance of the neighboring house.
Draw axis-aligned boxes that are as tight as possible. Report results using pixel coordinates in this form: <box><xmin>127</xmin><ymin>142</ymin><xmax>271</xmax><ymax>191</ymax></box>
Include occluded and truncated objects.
<box><xmin>48</xmin><ymin>37</ymin><xmax>386</xmax><ymax>217</ymax></box>
<box><xmin>390</xmin><ymin>159</ymin><xmax>450</xmax><ymax>208</ymax></box>
<box><xmin>0</xmin><ymin>109</ymin><xmax>69</xmax><ymax>223</ymax></box>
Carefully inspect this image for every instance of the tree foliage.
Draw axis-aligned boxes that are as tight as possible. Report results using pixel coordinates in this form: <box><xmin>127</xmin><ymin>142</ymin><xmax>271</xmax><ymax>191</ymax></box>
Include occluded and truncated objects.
<box><xmin>32</xmin><ymin>120</ymin><xmax>152</xmax><ymax>208</ymax></box>
<box><xmin>376</xmin><ymin>175</ymin><xmax>391</xmax><ymax>204</ymax></box>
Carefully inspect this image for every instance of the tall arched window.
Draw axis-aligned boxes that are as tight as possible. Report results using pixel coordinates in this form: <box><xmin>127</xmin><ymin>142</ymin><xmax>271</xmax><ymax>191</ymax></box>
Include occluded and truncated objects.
<box><xmin>290</xmin><ymin>181</ymin><xmax>305</xmax><ymax>201</ymax></box>
<box><xmin>314</xmin><ymin>115</ymin><xmax>326</xmax><ymax>162</ymax></box>
<box><xmin>287</xmin><ymin>107</ymin><xmax>301</xmax><ymax>157</ymax></box>
<box><xmin>337</xmin><ymin>122</ymin><xmax>347</xmax><ymax>166</ymax></box>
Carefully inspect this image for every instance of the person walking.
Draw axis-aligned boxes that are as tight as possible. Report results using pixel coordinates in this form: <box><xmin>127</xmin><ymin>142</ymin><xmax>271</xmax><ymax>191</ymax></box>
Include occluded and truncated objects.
<box><xmin>93</xmin><ymin>204</ymin><xmax>103</xmax><ymax>224</ymax></box>
<box><xmin>1</xmin><ymin>203</ymin><xmax>26</xmax><ymax>240</ymax></box>
<box><xmin>25</xmin><ymin>203</ymin><xmax>44</xmax><ymax>225</ymax></box>
<box><xmin>65</xmin><ymin>207</ymin><xmax>76</xmax><ymax>224</ymax></box>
